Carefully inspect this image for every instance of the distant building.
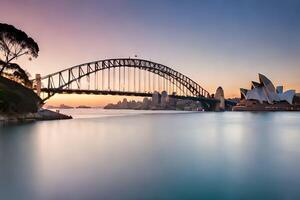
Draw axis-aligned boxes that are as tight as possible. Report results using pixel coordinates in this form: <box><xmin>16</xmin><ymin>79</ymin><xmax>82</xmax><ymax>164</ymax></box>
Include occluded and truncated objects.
<box><xmin>119</xmin><ymin>98</ymin><xmax>129</xmax><ymax>109</ymax></box>
<box><xmin>104</xmin><ymin>91</ymin><xmax>208</xmax><ymax>111</ymax></box>
<box><xmin>234</xmin><ymin>73</ymin><xmax>300</xmax><ymax>111</ymax></box>
<box><xmin>161</xmin><ymin>91</ymin><xmax>168</xmax><ymax>107</ymax></box>
<box><xmin>141</xmin><ymin>97</ymin><xmax>151</xmax><ymax>109</ymax></box>
<box><xmin>152</xmin><ymin>91</ymin><xmax>161</xmax><ymax>106</ymax></box>
<box><xmin>168</xmin><ymin>92</ymin><xmax>177</xmax><ymax>108</ymax></box>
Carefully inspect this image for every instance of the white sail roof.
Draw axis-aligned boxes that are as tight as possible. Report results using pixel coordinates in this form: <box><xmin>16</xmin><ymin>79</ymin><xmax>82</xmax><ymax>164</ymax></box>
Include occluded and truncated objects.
<box><xmin>246</xmin><ymin>87</ymin><xmax>268</xmax><ymax>103</ymax></box>
<box><xmin>278</xmin><ymin>90</ymin><xmax>295</xmax><ymax>105</ymax></box>
<box><xmin>243</xmin><ymin>74</ymin><xmax>296</xmax><ymax>105</ymax></box>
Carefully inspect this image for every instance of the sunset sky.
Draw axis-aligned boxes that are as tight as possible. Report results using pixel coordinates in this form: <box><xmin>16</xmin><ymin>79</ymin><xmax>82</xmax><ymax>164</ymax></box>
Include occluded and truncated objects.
<box><xmin>1</xmin><ymin>0</ymin><xmax>300</xmax><ymax>106</ymax></box>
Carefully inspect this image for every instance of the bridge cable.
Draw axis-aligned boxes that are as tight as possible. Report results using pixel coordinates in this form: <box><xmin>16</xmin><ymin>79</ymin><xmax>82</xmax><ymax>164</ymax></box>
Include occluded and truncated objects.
<box><xmin>119</xmin><ymin>67</ymin><xmax>121</xmax><ymax>91</ymax></box>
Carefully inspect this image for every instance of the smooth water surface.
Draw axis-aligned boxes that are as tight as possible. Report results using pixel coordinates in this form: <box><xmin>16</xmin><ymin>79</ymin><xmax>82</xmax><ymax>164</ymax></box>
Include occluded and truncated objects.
<box><xmin>1</xmin><ymin>109</ymin><xmax>300</xmax><ymax>199</ymax></box>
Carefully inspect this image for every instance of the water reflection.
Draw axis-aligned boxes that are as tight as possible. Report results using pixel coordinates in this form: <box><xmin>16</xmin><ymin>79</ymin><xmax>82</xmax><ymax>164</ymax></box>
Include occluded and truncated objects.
<box><xmin>1</xmin><ymin>110</ymin><xmax>300</xmax><ymax>199</ymax></box>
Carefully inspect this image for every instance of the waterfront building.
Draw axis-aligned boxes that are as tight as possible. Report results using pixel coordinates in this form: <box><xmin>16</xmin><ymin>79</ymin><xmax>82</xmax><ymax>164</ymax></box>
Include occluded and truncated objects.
<box><xmin>152</xmin><ymin>91</ymin><xmax>161</xmax><ymax>106</ymax></box>
<box><xmin>161</xmin><ymin>91</ymin><xmax>169</xmax><ymax>107</ymax></box>
<box><xmin>141</xmin><ymin>98</ymin><xmax>151</xmax><ymax>109</ymax></box>
<box><xmin>234</xmin><ymin>73</ymin><xmax>300</xmax><ymax>111</ymax></box>
<box><xmin>168</xmin><ymin>92</ymin><xmax>177</xmax><ymax>108</ymax></box>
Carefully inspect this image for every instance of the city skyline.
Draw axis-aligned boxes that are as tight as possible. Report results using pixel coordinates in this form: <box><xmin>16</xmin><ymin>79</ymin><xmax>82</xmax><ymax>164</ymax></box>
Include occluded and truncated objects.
<box><xmin>1</xmin><ymin>0</ymin><xmax>300</xmax><ymax>106</ymax></box>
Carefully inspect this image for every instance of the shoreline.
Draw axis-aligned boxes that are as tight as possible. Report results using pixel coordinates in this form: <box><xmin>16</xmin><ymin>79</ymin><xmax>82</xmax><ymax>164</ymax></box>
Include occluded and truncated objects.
<box><xmin>0</xmin><ymin>109</ymin><xmax>72</xmax><ymax>125</ymax></box>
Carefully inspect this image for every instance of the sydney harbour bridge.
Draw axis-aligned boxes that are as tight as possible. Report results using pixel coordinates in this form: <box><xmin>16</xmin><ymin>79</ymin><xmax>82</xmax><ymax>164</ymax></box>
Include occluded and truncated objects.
<box><xmin>33</xmin><ymin>58</ymin><xmax>228</xmax><ymax>110</ymax></box>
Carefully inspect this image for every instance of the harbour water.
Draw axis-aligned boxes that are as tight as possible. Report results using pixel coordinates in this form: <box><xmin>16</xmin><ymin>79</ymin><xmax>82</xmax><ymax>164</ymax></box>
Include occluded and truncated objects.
<box><xmin>1</xmin><ymin>109</ymin><xmax>300</xmax><ymax>199</ymax></box>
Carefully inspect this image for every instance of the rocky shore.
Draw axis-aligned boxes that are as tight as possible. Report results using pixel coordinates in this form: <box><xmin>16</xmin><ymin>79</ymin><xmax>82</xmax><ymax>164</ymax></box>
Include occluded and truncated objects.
<box><xmin>0</xmin><ymin>109</ymin><xmax>72</xmax><ymax>125</ymax></box>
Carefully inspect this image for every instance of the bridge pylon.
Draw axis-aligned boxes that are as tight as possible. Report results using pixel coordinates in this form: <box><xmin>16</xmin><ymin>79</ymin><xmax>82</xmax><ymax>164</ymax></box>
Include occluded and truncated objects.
<box><xmin>35</xmin><ymin>74</ymin><xmax>41</xmax><ymax>97</ymax></box>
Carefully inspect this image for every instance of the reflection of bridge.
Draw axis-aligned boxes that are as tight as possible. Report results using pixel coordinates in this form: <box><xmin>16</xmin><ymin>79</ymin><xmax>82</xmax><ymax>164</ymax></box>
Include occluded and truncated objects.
<box><xmin>33</xmin><ymin>58</ymin><xmax>220</xmax><ymax>110</ymax></box>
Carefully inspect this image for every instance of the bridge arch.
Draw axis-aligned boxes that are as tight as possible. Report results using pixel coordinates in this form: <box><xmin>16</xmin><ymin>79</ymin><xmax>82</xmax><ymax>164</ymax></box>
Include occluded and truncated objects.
<box><xmin>33</xmin><ymin>58</ymin><xmax>213</xmax><ymax>106</ymax></box>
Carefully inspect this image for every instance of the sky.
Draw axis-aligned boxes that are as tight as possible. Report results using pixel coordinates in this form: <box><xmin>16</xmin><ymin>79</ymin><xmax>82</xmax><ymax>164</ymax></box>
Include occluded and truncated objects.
<box><xmin>1</xmin><ymin>0</ymin><xmax>300</xmax><ymax>106</ymax></box>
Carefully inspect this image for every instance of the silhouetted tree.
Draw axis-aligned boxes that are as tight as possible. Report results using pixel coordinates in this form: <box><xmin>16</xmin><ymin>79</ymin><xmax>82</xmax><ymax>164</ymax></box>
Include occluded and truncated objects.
<box><xmin>0</xmin><ymin>23</ymin><xmax>39</xmax><ymax>74</ymax></box>
<box><xmin>0</xmin><ymin>60</ymin><xmax>31</xmax><ymax>87</ymax></box>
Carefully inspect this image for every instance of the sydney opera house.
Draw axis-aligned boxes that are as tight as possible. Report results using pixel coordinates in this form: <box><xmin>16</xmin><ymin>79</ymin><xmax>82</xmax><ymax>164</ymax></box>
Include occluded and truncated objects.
<box><xmin>233</xmin><ymin>74</ymin><xmax>300</xmax><ymax>111</ymax></box>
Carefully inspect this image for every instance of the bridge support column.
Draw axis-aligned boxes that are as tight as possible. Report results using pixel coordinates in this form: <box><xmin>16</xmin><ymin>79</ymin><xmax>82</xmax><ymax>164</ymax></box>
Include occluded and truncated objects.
<box><xmin>35</xmin><ymin>74</ymin><xmax>41</xmax><ymax>97</ymax></box>
<box><xmin>213</xmin><ymin>86</ymin><xmax>225</xmax><ymax>111</ymax></box>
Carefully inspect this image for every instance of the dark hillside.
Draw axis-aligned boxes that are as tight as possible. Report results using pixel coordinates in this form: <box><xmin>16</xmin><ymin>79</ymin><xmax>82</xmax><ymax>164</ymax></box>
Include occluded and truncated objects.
<box><xmin>0</xmin><ymin>76</ymin><xmax>41</xmax><ymax>114</ymax></box>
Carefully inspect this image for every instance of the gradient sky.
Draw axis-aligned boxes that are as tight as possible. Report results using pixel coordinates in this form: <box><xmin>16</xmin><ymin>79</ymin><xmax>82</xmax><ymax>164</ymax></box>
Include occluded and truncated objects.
<box><xmin>1</xmin><ymin>0</ymin><xmax>300</xmax><ymax>106</ymax></box>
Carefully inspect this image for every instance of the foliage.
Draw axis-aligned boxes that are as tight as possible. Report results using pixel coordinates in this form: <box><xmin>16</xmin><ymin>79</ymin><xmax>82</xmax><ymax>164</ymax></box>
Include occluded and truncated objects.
<box><xmin>0</xmin><ymin>60</ymin><xmax>31</xmax><ymax>87</ymax></box>
<box><xmin>0</xmin><ymin>23</ymin><xmax>39</xmax><ymax>74</ymax></box>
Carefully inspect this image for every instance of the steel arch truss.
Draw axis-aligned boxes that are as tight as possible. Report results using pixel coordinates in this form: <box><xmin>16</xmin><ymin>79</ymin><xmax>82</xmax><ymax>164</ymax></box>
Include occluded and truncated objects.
<box><xmin>33</xmin><ymin>58</ymin><xmax>212</xmax><ymax>103</ymax></box>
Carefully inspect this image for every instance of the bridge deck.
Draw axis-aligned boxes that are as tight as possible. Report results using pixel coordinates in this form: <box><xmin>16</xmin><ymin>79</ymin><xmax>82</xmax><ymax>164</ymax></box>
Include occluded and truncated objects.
<box><xmin>41</xmin><ymin>88</ymin><xmax>219</xmax><ymax>104</ymax></box>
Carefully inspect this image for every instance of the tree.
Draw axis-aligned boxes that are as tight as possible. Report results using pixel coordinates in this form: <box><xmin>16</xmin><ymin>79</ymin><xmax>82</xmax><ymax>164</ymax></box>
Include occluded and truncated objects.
<box><xmin>0</xmin><ymin>60</ymin><xmax>32</xmax><ymax>87</ymax></box>
<box><xmin>0</xmin><ymin>23</ymin><xmax>39</xmax><ymax>74</ymax></box>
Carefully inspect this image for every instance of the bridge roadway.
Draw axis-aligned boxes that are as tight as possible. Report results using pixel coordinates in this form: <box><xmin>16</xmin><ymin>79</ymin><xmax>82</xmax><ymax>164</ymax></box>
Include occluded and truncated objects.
<box><xmin>41</xmin><ymin>88</ymin><xmax>219</xmax><ymax>105</ymax></box>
